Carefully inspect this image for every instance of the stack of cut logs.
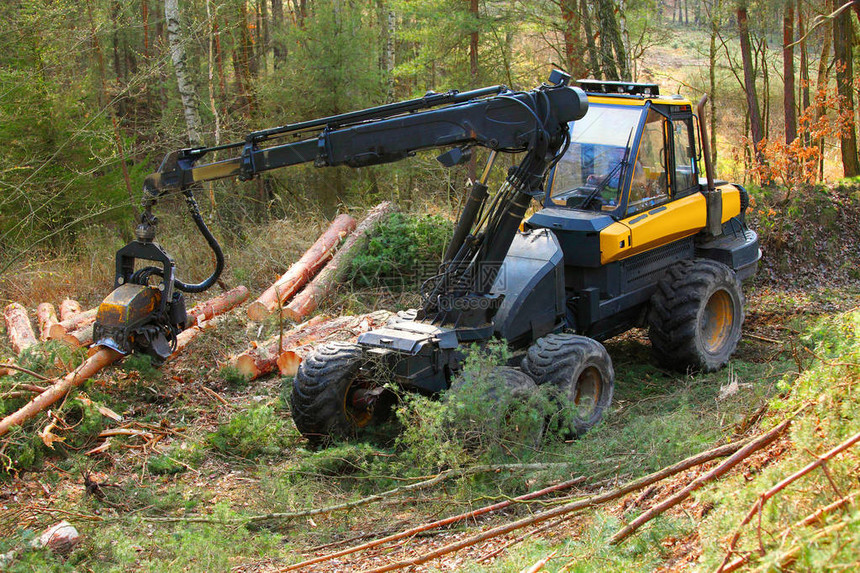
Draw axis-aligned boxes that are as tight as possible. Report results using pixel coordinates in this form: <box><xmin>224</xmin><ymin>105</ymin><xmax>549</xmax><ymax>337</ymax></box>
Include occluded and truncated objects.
<box><xmin>0</xmin><ymin>202</ymin><xmax>396</xmax><ymax>437</ymax></box>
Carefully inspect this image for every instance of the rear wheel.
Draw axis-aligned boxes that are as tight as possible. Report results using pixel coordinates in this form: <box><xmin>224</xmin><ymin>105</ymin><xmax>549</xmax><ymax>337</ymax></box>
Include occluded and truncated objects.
<box><xmin>521</xmin><ymin>333</ymin><xmax>614</xmax><ymax>437</ymax></box>
<box><xmin>290</xmin><ymin>342</ymin><xmax>390</xmax><ymax>445</ymax></box>
<box><xmin>648</xmin><ymin>259</ymin><xmax>744</xmax><ymax>372</ymax></box>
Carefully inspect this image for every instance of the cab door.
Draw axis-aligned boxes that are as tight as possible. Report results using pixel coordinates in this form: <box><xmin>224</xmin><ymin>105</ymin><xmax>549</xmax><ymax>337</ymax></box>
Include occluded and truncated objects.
<box><xmin>600</xmin><ymin>107</ymin><xmax>706</xmax><ymax>264</ymax></box>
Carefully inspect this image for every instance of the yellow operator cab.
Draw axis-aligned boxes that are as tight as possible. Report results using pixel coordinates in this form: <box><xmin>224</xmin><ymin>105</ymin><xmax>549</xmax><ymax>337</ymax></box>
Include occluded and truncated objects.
<box><xmin>524</xmin><ymin>79</ymin><xmax>760</xmax><ymax>345</ymax></box>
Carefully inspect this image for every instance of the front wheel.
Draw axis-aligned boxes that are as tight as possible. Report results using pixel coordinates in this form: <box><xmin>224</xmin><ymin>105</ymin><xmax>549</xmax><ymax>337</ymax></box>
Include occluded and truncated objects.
<box><xmin>521</xmin><ymin>333</ymin><xmax>614</xmax><ymax>437</ymax></box>
<box><xmin>290</xmin><ymin>342</ymin><xmax>390</xmax><ymax>445</ymax></box>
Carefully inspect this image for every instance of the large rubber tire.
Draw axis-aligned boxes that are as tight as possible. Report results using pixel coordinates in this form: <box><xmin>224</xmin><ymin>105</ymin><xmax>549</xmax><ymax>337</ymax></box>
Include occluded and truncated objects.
<box><xmin>648</xmin><ymin>259</ymin><xmax>744</xmax><ymax>373</ymax></box>
<box><xmin>290</xmin><ymin>342</ymin><xmax>388</xmax><ymax>444</ymax></box>
<box><xmin>521</xmin><ymin>333</ymin><xmax>614</xmax><ymax>437</ymax></box>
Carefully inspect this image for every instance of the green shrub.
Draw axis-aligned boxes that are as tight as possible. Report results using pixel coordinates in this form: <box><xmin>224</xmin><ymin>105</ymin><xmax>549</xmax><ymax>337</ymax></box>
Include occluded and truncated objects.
<box><xmin>395</xmin><ymin>343</ymin><xmax>551</xmax><ymax>470</ymax></box>
<box><xmin>207</xmin><ymin>405</ymin><xmax>295</xmax><ymax>459</ymax></box>
<box><xmin>348</xmin><ymin>212</ymin><xmax>452</xmax><ymax>289</ymax></box>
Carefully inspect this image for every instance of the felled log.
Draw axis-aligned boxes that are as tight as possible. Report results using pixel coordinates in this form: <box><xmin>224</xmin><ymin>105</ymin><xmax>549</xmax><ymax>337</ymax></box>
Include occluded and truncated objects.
<box><xmin>231</xmin><ymin>315</ymin><xmax>329</xmax><ymax>380</ymax></box>
<box><xmin>62</xmin><ymin>323</ymin><xmax>94</xmax><ymax>349</ymax></box>
<box><xmin>276</xmin><ymin>311</ymin><xmax>391</xmax><ymax>376</ymax></box>
<box><xmin>58</xmin><ymin>299</ymin><xmax>82</xmax><ymax>321</ymax></box>
<box><xmin>47</xmin><ymin>308</ymin><xmax>97</xmax><ymax>341</ymax></box>
<box><xmin>37</xmin><ymin>303</ymin><xmax>59</xmax><ymax>341</ymax></box>
<box><xmin>4</xmin><ymin>303</ymin><xmax>37</xmax><ymax>355</ymax></box>
<box><xmin>283</xmin><ymin>202</ymin><xmax>396</xmax><ymax>322</ymax></box>
<box><xmin>187</xmin><ymin>285</ymin><xmax>250</xmax><ymax>326</ymax></box>
<box><xmin>167</xmin><ymin>285</ymin><xmax>251</xmax><ymax>360</ymax></box>
<box><xmin>0</xmin><ymin>347</ymin><xmax>123</xmax><ymax>438</ymax></box>
<box><xmin>247</xmin><ymin>214</ymin><xmax>356</xmax><ymax>321</ymax></box>
<box><xmin>166</xmin><ymin>325</ymin><xmax>212</xmax><ymax>361</ymax></box>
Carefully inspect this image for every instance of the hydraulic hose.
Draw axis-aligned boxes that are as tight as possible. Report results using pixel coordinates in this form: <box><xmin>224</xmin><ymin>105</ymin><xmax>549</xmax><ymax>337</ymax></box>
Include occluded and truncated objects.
<box><xmin>173</xmin><ymin>190</ymin><xmax>224</xmax><ymax>293</ymax></box>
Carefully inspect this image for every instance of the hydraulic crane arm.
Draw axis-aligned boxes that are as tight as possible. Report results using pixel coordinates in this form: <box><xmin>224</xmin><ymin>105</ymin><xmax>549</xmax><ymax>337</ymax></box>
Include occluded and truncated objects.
<box><xmin>143</xmin><ymin>79</ymin><xmax>587</xmax><ymax>196</ymax></box>
<box><xmin>96</xmin><ymin>71</ymin><xmax>587</xmax><ymax>362</ymax></box>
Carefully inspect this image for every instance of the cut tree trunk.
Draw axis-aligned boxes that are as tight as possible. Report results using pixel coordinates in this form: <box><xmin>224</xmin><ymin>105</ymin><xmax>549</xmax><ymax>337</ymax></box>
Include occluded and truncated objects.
<box><xmin>37</xmin><ymin>303</ymin><xmax>59</xmax><ymax>341</ymax></box>
<box><xmin>58</xmin><ymin>299</ymin><xmax>83</xmax><ymax>322</ymax></box>
<box><xmin>187</xmin><ymin>285</ymin><xmax>250</xmax><ymax>326</ymax></box>
<box><xmin>283</xmin><ymin>202</ymin><xmax>396</xmax><ymax>322</ymax></box>
<box><xmin>4</xmin><ymin>303</ymin><xmax>38</xmax><ymax>355</ymax></box>
<box><xmin>62</xmin><ymin>323</ymin><xmax>94</xmax><ymax>349</ymax></box>
<box><xmin>0</xmin><ymin>348</ymin><xmax>123</xmax><ymax>438</ymax></box>
<box><xmin>276</xmin><ymin>311</ymin><xmax>391</xmax><ymax>376</ymax></box>
<box><xmin>247</xmin><ymin>214</ymin><xmax>356</xmax><ymax>321</ymax></box>
<box><xmin>231</xmin><ymin>315</ymin><xmax>329</xmax><ymax>380</ymax></box>
<box><xmin>47</xmin><ymin>309</ymin><xmax>97</xmax><ymax>341</ymax></box>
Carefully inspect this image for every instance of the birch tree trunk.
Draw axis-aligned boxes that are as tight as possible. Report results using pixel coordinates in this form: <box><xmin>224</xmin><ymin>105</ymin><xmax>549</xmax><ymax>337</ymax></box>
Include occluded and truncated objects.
<box><xmin>165</xmin><ymin>0</ymin><xmax>204</xmax><ymax>147</ymax></box>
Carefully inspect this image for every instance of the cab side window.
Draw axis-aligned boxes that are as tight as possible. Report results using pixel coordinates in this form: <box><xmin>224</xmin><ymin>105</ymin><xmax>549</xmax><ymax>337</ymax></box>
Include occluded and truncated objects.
<box><xmin>627</xmin><ymin>109</ymin><xmax>669</xmax><ymax>216</ymax></box>
<box><xmin>673</xmin><ymin>119</ymin><xmax>697</xmax><ymax>195</ymax></box>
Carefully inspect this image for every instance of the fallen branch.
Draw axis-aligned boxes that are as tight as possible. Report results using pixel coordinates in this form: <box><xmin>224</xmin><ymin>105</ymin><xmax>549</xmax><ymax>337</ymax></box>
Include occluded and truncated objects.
<box><xmin>37</xmin><ymin>303</ymin><xmax>59</xmax><ymax>341</ymax></box>
<box><xmin>715</xmin><ymin>431</ymin><xmax>860</xmax><ymax>572</ymax></box>
<box><xmin>247</xmin><ymin>214</ymin><xmax>356</xmax><ymax>321</ymax></box>
<box><xmin>344</xmin><ymin>436</ymin><xmax>760</xmax><ymax>573</ymax></box>
<box><xmin>522</xmin><ymin>549</ymin><xmax>557</xmax><ymax>573</ymax></box>
<box><xmin>281</xmin><ymin>472</ymin><xmax>589</xmax><ymax>572</ymax></box>
<box><xmin>476</xmin><ymin>515</ymin><xmax>572</xmax><ymax>564</ymax></box>
<box><xmin>718</xmin><ymin>492</ymin><xmax>858</xmax><ymax>573</ymax></box>
<box><xmin>140</xmin><ymin>463</ymin><xmax>571</xmax><ymax>528</ymax></box>
<box><xmin>0</xmin><ymin>364</ymin><xmax>52</xmax><ymax>382</ymax></box>
<box><xmin>4</xmin><ymin>303</ymin><xmax>37</xmax><ymax>355</ymax></box>
<box><xmin>283</xmin><ymin>202</ymin><xmax>396</xmax><ymax>322</ymax></box>
<box><xmin>0</xmin><ymin>347</ymin><xmax>123</xmax><ymax>437</ymax></box>
<box><xmin>609</xmin><ymin>418</ymin><xmax>794</xmax><ymax>545</ymax></box>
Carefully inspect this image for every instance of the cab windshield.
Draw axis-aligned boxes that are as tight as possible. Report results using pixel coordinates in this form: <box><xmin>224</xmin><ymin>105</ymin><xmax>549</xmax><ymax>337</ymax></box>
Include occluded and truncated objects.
<box><xmin>550</xmin><ymin>105</ymin><xmax>643</xmax><ymax>211</ymax></box>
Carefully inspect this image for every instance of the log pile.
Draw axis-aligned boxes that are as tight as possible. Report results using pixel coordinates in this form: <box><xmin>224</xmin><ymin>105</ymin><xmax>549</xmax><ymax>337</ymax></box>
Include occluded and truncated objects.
<box><xmin>36</xmin><ymin>303</ymin><xmax>59</xmax><ymax>341</ymax></box>
<box><xmin>275</xmin><ymin>311</ymin><xmax>391</xmax><ymax>376</ymax></box>
<box><xmin>247</xmin><ymin>214</ymin><xmax>356</xmax><ymax>321</ymax></box>
<box><xmin>284</xmin><ymin>202</ymin><xmax>396</xmax><ymax>321</ymax></box>
<box><xmin>47</xmin><ymin>308</ymin><xmax>97</xmax><ymax>341</ymax></box>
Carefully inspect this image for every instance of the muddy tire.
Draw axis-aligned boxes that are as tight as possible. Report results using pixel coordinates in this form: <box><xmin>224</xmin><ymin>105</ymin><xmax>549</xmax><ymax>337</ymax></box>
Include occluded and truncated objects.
<box><xmin>290</xmin><ymin>342</ymin><xmax>388</xmax><ymax>445</ymax></box>
<box><xmin>648</xmin><ymin>259</ymin><xmax>744</xmax><ymax>373</ymax></box>
<box><xmin>521</xmin><ymin>333</ymin><xmax>614</xmax><ymax>437</ymax></box>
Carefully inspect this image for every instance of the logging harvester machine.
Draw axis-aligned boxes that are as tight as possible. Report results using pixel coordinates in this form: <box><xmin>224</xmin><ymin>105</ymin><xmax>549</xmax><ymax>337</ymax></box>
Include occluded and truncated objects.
<box><xmin>93</xmin><ymin>71</ymin><xmax>760</xmax><ymax>443</ymax></box>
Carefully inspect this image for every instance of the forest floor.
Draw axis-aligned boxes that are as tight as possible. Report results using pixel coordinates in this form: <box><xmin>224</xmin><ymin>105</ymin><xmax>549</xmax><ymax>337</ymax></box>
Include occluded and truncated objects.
<box><xmin>0</xmin><ymin>280</ymin><xmax>856</xmax><ymax>572</ymax></box>
<box><xmin>1</xmin><ymin>176</ymin><xmax>859</xmax><ymax>571</ymax></box>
